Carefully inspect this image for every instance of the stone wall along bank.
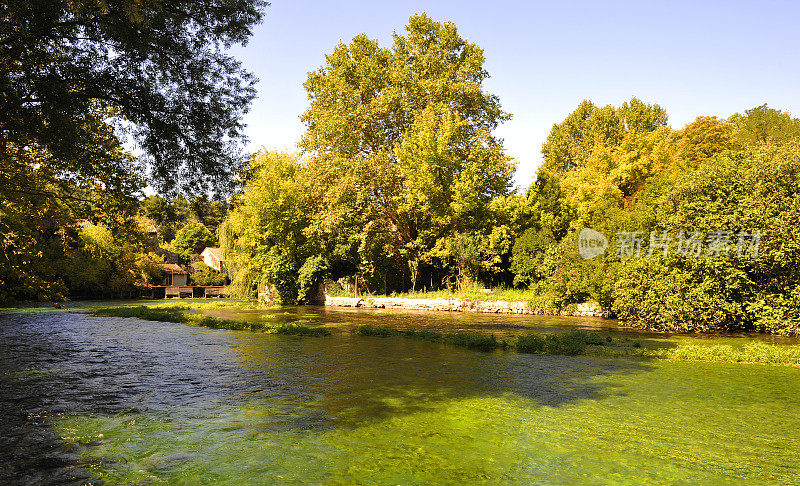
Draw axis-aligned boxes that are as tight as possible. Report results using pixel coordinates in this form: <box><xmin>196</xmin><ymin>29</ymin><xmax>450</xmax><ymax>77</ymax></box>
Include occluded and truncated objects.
<box><xmin>324</xmin><ymin>296</ymin><xmax>609</xmax><ymax>318</ymax></box>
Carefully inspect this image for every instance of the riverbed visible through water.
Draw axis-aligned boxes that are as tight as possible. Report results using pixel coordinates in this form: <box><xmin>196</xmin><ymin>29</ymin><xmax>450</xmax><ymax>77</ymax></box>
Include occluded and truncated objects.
<box><xmin>1</xmin><ymin>304</ymin><xmax>798</xmax><ymax>484</ymax></box>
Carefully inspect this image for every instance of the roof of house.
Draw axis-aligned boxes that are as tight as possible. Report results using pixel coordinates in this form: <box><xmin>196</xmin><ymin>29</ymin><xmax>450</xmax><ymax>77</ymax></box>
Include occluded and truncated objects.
<box><xmin>202</xmin><ymin>247</ymin><xmax>224</xmax><ymax>260</ymax></box>
<box><xmin>155</xmin><ymin>247</ymin><xmax>180</xmax><ymax>264</ymax></box>
<box><xmin>137</xmin><ymin>218</ymin><xmax>158</xmax><ymax>233</ymax></box>
<box><xmin>160</xmin><ymin>263</ymin><xmax>187</xmax><ymax>274</ymax></box>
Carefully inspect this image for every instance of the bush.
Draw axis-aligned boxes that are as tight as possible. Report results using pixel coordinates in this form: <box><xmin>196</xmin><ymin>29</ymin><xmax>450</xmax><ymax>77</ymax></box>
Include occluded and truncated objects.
<box><xmin>613</xmin><ymin>256</ymin><xmax>751</xmax><ymax>332</ymax></box>
<box><xmin>611</xmin><ymin>141</ymin><xmax>800</xmax><ymax>333</ymax></box>
<box><xmin>191</xmin><ymin>262</ymin><xmax>226</xmax><ymax>286</ymax></box>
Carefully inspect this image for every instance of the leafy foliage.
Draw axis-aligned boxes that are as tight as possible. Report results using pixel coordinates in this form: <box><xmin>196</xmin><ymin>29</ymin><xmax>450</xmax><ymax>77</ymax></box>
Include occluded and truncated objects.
<box><xmin>191</xmin><ymin>262</ymin><xmax>226</xmax><ymax>286</ymax></box>
<box><xmin>536</xmin><ymin>100</ymin><xmax>800</xmax><ymax>334</ymax></box>
<box><xmin>170</xmin><ymin>222</ymin><xmax>215</xmax><ymax>262</ymax></box>
<box><xmin>1</xmin><ymin>0</ymin><xmax>267</xmax><ymax>196</ymax></box>
<box><xmin>218</xmin><ymin>15</ymin><xmax>800</xmax><ymax>336</ymax></box>
<box><xmin>1</xmin><ymin>0</ymin><xmax>263</xmax><ymax>301</ymax></box>
<box><xmin>220</xmin><ymin>151</ymin><xmax>311</xmax><ymax>302</ymax></box>
<box><xmin>299</xmin><ymin>14</ymin><xmax>515</xmax><ymax>294</ymax></box>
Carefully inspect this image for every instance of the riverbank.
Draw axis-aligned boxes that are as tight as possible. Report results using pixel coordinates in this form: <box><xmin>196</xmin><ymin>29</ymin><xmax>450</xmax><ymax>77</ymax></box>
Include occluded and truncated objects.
<box><xmin>324</xmin><ymin>295</ymin><xmax>609</xmax><ymax>317</ymax></box>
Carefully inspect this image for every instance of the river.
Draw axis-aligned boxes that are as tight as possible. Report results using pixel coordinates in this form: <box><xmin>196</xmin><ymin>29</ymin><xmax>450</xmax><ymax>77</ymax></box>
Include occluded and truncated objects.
<box><xmin>1</xmin><ymin>306</ymin><xmax>799</xmax><ymax>484</ymax></box>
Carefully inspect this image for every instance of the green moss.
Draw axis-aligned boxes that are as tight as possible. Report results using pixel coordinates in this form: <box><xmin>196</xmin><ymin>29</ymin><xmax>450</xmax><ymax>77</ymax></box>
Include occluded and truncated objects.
<box><xmin>275</xmin><ymin>323</ymin><xmax>332</xmax><ymax>337</ymax></box>
<box><xmin>352</xmin><ymin>326</ymin><xmax>507</xmax><ymax>352</ymax></box>
<box><xmin>353</xmin><ymin>325</ymin><xmax>400</xmax><ymax>337</ymax></box>
<box><xmin>516</xmin><ymin>330</ymin><xmax>614</xmax><ymax>356</ymax></box>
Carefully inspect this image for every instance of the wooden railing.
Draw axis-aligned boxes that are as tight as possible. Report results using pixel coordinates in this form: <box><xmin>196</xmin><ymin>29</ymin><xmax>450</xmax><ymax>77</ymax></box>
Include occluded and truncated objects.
<box><xmin>143</xmin><ymin>286</ymin><xmax>230</xmax><ymax>299</ymax></box>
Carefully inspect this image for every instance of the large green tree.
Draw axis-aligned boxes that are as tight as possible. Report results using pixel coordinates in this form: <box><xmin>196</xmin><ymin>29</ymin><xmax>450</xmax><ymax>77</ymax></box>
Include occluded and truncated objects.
<box><xmin>541</xmin><ymin>98</ymin><xmax>668</xmax><ymax>173</ymax></box>
<box><xmin>170</xmin><ymin>222</ymin><xmax>215</xmax><ymax>262</ymax></box>
<box><xmin>300</xmin><ymin>13</ymin><xmax>515</xmax><ymax>291</ymax></box>
<box><xmin>729</xmin><ymin>104</ymin><xmax>800</xmax><ymax>146</ymax></box>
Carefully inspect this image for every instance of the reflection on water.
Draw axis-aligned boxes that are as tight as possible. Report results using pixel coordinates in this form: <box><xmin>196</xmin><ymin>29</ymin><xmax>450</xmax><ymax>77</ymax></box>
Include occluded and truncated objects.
<box><xmin>1</xmin><ymin>309</ymin><xmax>799</xmax><ymax>484</ymax></box>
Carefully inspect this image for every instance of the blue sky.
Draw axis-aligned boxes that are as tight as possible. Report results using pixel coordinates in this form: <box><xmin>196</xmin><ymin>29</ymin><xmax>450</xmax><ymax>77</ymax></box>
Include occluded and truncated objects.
<box><xmin>229</xmin><ymin>0</ymin><xmax>800</xmax><ymax>188</ymax></box>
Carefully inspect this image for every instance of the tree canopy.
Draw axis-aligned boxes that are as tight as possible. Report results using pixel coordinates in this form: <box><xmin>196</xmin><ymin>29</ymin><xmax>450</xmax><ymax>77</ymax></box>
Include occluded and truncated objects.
<box><xmin>0</xmin><ymin>0</ymin><xmax>265</xmax><ymax>301</ymax></box>
<box><xmin>299</xmin><ymin>13</ymin><xmax>515</xmax><ymax>292</ymax></box>
<box><xmin>1</xmin><ymin>0</ymin><xmax>267</xmax><ymax>197</ymax></box>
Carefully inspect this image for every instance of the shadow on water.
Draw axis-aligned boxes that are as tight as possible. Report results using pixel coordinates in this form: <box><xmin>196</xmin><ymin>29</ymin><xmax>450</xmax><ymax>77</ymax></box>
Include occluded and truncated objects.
<box><xmin>0</xmin><ymin>310</ymin><xmax>653</xmax><ymax>484</ymax></box>
<box><xmin>230</xmin><ymin>332</ymin><xmax>654</xmax><ymax>431</ymax></box>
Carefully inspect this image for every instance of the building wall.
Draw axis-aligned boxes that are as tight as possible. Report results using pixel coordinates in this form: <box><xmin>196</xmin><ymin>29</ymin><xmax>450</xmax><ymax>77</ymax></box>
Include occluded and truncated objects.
<box><xmin>173</xmin><ymin>273</ymin><xmax>187</xmax><ymax>286</ymax></box>
<box><xmin>202</xmin><ymin>250</ymin><xmax>223</xmax><ymax>272</ymax></box>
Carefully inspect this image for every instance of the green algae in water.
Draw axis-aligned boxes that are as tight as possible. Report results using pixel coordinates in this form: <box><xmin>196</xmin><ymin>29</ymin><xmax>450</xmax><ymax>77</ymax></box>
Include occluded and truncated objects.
<box><xmin>56</xmin><ymin>359</ymin><xmax>800</xmax><ymax>485</ymax></box>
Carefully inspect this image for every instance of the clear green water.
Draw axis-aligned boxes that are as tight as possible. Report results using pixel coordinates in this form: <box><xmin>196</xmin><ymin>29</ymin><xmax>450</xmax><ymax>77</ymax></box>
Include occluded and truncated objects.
<box><xmin>2</xmin><ymin>306</ymin><xmax>799</xmax><ymax>484</ymax></box>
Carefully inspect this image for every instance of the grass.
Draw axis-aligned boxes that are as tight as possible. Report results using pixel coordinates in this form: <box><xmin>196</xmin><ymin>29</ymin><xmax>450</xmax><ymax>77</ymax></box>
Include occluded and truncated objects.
<box><xmin>351</xmin><ymin>325</ymin><xmax>800</xmax><ymax>364</ymax></box>
<box><xmin>148</xmin><ymin>300</ymin><xmax>262</xmax><ymax>311</ymax></box>
<box><xmin>353</xmin><ymin>325</ymin><xmax>400</xmax><ymax>337</ymax></box>
<box><xmin>517</xmin><ymin>331</ymin><xmax>598</xmax><ymax>356</ymax></box>
<box><xmin>88</xmin><ymin>306</ymin><xmax>330</xmax><ymax>337</ymax></box>
<box><xmin>353</xmin><ymin>325</ymin><xmax>507</xmax><ymax>351</ymax></box>
<box><xmin>353</xmin><ymin>325</ymin><xmax>623</xmax><ymax>356</ymax></box>
<box><xmin>334</xmin><ymin>282</ymin><xmax>538</xmax><ymax>302</ymax></box>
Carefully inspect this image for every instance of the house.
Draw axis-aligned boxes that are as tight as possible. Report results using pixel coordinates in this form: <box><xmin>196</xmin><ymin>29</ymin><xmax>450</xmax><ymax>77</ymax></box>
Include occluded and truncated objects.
<box><xmin>160</xmin><ymin>263</ymin><xmax>187</xmax><ymax>286</ymax></box>
<box><xmin>200</xmin><ymin>247</ymin><xmax>225</xmax><ymax>273</ymax></box>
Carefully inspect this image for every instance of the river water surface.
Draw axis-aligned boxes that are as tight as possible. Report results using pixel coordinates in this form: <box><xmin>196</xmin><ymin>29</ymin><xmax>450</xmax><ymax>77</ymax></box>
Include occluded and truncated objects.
<box><xmin>1</xmin><ymin>306</ymin><xmax>799</xmax><ymax>484</ymax></box>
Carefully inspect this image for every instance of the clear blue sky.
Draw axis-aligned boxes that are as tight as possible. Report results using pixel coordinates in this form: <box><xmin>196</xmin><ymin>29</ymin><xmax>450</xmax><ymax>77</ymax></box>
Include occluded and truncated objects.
<box><xmin>229</xmin><ymin>0</ymin><xmax>800</xmax><ymax>188</ymax></box>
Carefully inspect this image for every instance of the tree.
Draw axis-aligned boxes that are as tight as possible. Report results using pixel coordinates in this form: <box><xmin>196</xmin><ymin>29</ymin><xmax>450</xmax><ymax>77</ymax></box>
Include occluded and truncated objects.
<box><xmin>171</xmin><ymin>222</ymin><xmax>215</xmax><ymax>262</ymax></box>
<box><xmin>1</xmin><ymin>0</ymin><xmax>265</xmax><ymax>300</ymax></box>
<box><xmin>614</xmin><ymin>141</ymin><xmax>800</xmax><ymax>334</ymax></box>
<box><xmin>0</xmin><ymin>125</ymin><xmax>145</xmax><ymax>302</ymax></box>
<box><xmin>676</xmin><ymin>116</ymin><xmax>737</xmax><ymax>165</ymax></box>
<box><xmin>300</xmin><ymin>14</ymin><xmax>514</xmax><ymax>290</ymax></box>
<box><xmin>220</xmin><ymin>151</ymin><xmax>311</xmax><ymax>302</ymax></box>
<box><xmin>139</xmin><ymin>195</ymin><xmax>227</xmax><ymax>242</ymax></box>
<box><xmin>729</xmin><ymin>104</ymin><xmax>800</xmax><ymax>146</ymax></box>
<box><xmin>1</xmin><ymin>0</ymin><xmax>267</xmax><ymax>197</ymax></box>
<box><xmin>542</xmin><ymin>98</ymin><xmax>668</xmax><ymax>173</ymax></box>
